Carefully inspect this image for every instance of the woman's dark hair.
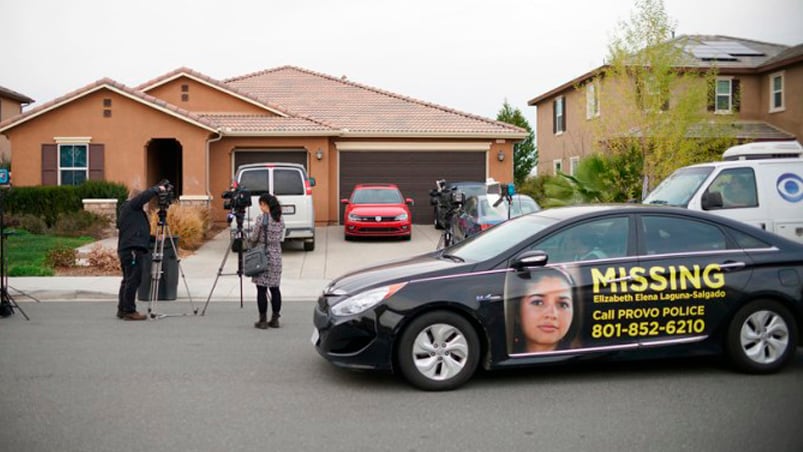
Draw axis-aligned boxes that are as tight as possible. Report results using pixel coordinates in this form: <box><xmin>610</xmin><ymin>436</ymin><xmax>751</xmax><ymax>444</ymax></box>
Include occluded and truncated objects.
<box><xmin>506</xmin><ymin>267</ymin><xmax>583</xmax><ymax>354</ymax></box>
<box><xmin>259</xmin><ymin>194</ymin><xmax>282</xmax><ymax>222</ymax></box>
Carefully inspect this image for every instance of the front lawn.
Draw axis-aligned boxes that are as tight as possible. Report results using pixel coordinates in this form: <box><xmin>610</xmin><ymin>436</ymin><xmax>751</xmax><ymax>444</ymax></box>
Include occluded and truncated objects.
<box><xmin>4</xmin><ymin>230</ymin><xmax>95</xmax><ymax>276</ymax></box>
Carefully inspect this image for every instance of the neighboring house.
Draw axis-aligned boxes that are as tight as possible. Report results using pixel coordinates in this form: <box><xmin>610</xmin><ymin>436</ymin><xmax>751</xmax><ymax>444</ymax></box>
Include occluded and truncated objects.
<box><xmin>0</xmin><ymin>85</ymin><xmax>34</xmax><ymax>162</ymax></box>
<box><xmin>0</xmin><ymin>66</ymin><xmax>526</xmax><ymax>225</ymax></box>
<box><xmin>528</xmin><ymin>35</ymin><xmax>803</xmax><ymax>176</ymax></box>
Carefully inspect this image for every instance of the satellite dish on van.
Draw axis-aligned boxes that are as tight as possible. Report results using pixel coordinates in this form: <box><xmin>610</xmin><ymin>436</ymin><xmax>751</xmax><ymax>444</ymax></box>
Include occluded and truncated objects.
<box><xmin>722</xmin><ymin>141</ymin><xmax>803</xmax><ymax>161</ymax></box>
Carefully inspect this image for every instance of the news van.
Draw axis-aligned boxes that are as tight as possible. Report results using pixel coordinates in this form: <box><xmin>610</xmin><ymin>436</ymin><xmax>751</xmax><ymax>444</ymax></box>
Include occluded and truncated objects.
<box><xmin>643</xmin><ymin>141</ymin><xmax>803</xmax><ymax>243</ymax></box>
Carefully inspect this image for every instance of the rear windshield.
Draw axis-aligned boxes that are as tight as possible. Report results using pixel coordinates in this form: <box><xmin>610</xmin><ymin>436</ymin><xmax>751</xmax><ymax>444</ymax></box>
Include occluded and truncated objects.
<box><xmin>239</xmin><ymin>169</ymin><xmax>269</xmax><ymax>195</ymax></box>
<box><xmin>274</xmin><ymin>169</ymin><xmax>304</xmax><ymax>195</ymax></box>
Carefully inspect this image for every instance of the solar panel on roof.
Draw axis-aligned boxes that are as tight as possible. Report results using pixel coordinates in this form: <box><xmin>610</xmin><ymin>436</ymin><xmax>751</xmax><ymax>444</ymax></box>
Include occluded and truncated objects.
<box><xmin>688</xmin><ymin>44</ymin><xmax>738</xmax><ymax>61</ymax></box>
<box><xmin>702</xmin><ymin>41</ymin><xmax>765</xmax><ymax>56</ymax></box>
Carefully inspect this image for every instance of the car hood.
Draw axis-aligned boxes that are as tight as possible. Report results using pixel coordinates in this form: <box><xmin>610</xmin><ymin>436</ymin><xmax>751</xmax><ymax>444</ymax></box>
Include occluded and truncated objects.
<box><xmin>325</xmin><ymin>252</ymin><xmax>467</xmax><ymax>295</ymax></box>
<box><xmin>349</xmin><ymin>204</ymin><xmax>407</xmax><ymax>216</ymax></box>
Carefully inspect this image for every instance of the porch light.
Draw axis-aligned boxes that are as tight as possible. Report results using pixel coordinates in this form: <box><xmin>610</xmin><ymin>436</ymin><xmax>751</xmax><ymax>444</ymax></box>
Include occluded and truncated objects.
<box><xmin>497</xmin><ymin>150</ymin><xmax>505</xmax><ymax>162</ymax></box>
<box><xmin>316</xmin><ymin>149</ymin><xmax>324</xmax><ymax>160</ymax></box>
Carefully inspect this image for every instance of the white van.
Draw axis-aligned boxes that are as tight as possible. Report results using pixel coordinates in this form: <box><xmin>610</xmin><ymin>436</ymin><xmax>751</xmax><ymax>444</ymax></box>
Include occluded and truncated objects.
<box><xmin>235</xmin><ymin>163</ymin><xmax>316</xmax><ymax>251</ymax></box>
<box><xmin>643</xmin><ymin>142</ymin><xmax>803</xmax><ymax>243</ymax></box>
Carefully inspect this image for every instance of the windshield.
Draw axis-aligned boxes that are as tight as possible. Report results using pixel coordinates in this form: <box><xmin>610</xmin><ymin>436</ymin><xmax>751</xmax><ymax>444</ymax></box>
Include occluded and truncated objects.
<box><xmin>352</xmin><ymin>188</ymin><xmax>403</xmax><ymax>204</ymax></box>
<box><xmin>447</xmin><ymin>214</ymin><xmax>558</xmax><ymax>262</ymax></box>
<box><xmin>643</xmin><ymin>166</ymin><xmax>714</xmax><ymax>206</ymax></box>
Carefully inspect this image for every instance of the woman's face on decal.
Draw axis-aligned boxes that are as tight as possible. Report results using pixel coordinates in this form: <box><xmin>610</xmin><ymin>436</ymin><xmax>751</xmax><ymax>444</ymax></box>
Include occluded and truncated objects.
<box><xmin>519</xmin><ymin>275</ymin><xmax>573</xmax><ymax>352</ymax></box>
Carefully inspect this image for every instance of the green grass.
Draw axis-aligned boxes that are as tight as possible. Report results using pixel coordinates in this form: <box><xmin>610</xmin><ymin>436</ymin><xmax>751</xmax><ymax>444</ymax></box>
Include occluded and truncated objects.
<box><xmin>4</xmin><ymin>230</ymin><xmax>95</xmax><ymax>276</ymax></box>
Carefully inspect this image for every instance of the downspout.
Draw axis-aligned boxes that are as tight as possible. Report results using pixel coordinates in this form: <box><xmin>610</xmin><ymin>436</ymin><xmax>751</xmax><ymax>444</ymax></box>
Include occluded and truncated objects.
<box><xmin>205</xmin><ymin>130</ymin><xmax>224</xmax><ymax>204</ymax></box>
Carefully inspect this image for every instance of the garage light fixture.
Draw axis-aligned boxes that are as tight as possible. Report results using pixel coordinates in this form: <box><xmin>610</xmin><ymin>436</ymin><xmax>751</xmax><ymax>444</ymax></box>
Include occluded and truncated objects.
<box><xmin>497</xmin><ymin>150</ymin><xmax>505</xmax><ymax>162</ymax></box>
<box><xmin>315</xmin><ymin>148</ymin><xmax>324</xmax><ymax>160</ymax></box>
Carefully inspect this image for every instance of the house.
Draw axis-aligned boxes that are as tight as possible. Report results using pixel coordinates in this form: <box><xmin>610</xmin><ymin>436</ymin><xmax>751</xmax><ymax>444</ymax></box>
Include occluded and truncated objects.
<box><xmin>0</xmin><ymin>85</ymin><xmax>34</xmax><ymax>161</ymax></box>
<box><xmin>0</xmin><ymin>66</ymin><xmax>526</xmax><ymax>225</ymax></box>
<box><xmin>528</xmin><ymin>35</ymin><xmax>803</xmax><ymax>176</ymax></box>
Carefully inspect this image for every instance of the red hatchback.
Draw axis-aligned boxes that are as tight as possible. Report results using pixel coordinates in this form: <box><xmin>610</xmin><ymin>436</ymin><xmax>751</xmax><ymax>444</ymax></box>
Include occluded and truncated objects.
<box><xmin>341</xmin><ymin>184</ymin><xmax>414</xmax><ymax>240</ymax></box>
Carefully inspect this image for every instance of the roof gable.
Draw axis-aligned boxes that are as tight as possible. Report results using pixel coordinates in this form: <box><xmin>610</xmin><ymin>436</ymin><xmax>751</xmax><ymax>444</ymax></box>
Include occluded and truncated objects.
<box><xmin>0</xmin><ymin>85</ymin><xmax>34</xmax><ymax>104</ymax></box>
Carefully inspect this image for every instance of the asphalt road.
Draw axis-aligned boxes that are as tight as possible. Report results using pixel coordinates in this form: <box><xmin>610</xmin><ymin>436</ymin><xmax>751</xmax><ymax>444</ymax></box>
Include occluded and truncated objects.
<box><xmin>1</xmin><ymin>301</ymin><xmax>802</xmax><ymax>452</ymax></box>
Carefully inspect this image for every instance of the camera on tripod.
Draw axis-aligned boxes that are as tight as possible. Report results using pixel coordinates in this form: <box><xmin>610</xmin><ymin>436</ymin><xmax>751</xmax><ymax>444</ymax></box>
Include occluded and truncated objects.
<box><xmin>157</xmin><ymin>179</ymin><xmax>176</xmax><ymax>209</ymax></box>
<box><xmin>430</xmin><ymin>179</ymin><xmax>465</xmax><ymax>211</ymax></box>
<box><xmin>222</xmin><ymin>184</ymin><xmax>252</xmax><ymax>214</ymax></box>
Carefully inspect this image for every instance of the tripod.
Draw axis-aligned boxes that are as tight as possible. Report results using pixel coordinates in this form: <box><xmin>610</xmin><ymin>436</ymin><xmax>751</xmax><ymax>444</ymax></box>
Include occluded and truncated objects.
<box><xmin>201</xmin><ymin>212</ymin><xmax>246</xmax><ymax>315</ymax></box>
<box><xmin>0</xmin><ymin>188</ymin><xmax>38</xmax><ymax>320</ymax></box>
<box><xmin>146</xmin><ymin>206</ymin><xmax>197</xmax><ymax>319</ymax></box>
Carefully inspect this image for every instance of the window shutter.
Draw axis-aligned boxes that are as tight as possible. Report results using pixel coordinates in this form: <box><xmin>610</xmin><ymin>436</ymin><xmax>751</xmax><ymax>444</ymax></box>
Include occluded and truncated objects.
<box><xmin>707</xmin><ymin>80</ymin><xmax>715</xmax><ymax>112</ymax></box>
<box><xmin>41</xmin><ymin>144</ymin><xmax>58</xmax><ymax>185</ymax></box>
<box><xmin>732</xmin><ymin>79</ymin><xmax>741</xmax><ymax>113</ymax></box>
<box><xmin>563</xmin><ymin>98</ymin><xmax>567</xmax><ymax>131</ymax></box>
<box><xmin>89</xmin><ymin>144</ymin><xmax>105</xmax><ymax>180</ymax></box>
<box><xmin>552</xmin><ymin>100</ymin><xmax>557</xmax><ymax>133</ymax></box>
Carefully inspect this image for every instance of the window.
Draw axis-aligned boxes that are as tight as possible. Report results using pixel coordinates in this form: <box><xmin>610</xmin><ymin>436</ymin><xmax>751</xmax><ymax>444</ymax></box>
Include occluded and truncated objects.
<box><xmin>553</xmin><ymin>96</ymin><xmax>565</xmax><ymax>134</ymax></box>
<box><xmin>553</xmin><ymin>159</ymin><xmax>563</xmax><ymax>175</ymax></box>
<box><xmin>706</xmin><ymin>168</ymin><xmax>758</xmax><ymax>209</ymax></box>
<box><xmin>569</xmin><ymin>157</ymin><xmax>580</xmax><ymax>176</ymax></box>
<box><xmin>586</xmin><ymin>83</ymin><xmax>599</xmax><ymax>119</ymax></box>
<box><xmin>532</xmin><ymin>216</ymin><xmax>629</xmax><ymax>263</ymax></box>
<box><xmin>273</xmin><ymin>169</ymin><xmax>304</xmax><ymax>195</ymax></box>
<box><xmin>58</xmin><ymin>144</ymin><xmax>88</xmax><ymax>185</ymax></box>
<box><xmin>715</xmin><ymin>78</ymin><xmax>732</xmax><ymax>113</ymax></box>
<box><xmin>770</xmin><ymin>72</ymin><xmax>784</xmax><ymax>112</ymax></box>
<box><xmin>641</xmin><ymin>216</ymin><xmax>726</xmax><ymax>254</ymax></box>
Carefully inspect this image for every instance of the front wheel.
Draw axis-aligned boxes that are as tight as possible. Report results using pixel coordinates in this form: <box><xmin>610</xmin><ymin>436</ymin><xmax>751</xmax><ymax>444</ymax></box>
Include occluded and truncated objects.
<box><xmin>397</xmin><ymin>311</ymin><xmax>480</xmax><ymax>391</ymax></box>
<box><xmin>726</xmin><ymin>300</ymin><xmax>797</xmax><ymax>374</ymax></box>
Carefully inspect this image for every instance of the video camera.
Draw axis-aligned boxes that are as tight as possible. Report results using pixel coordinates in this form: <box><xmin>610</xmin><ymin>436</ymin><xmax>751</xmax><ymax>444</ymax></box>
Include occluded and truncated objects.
<box><xmin>156</xmin><ymin>179</ymin><xmax>176</xmax><ymax>209</ymax></box>
<box><xmin>430</xmin><ymin>179</ymin><xmax>465</xmax><ymax>210</ymax></box>
<box><xmin>222</xmin><ymin>183</ymin><xmax>252</xmax><ymax>213</ymax></box>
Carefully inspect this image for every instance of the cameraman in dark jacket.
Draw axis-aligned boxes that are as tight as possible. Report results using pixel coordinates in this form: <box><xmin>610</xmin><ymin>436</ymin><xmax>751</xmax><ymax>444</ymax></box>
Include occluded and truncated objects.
<box><xmin>116</xmin><ymin>183</ymin><xmax>166</xmax><ymax>320</ymax></box>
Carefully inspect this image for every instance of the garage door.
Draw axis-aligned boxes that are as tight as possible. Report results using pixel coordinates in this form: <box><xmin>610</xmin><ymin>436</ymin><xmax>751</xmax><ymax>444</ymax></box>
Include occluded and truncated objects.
<box><xmin>339</xmin><ymin>151</ymin><xmax>486</xmax><ymax>225</ymax></box>
<box><xmin>233</xmin><ymin>149</ymin><xmax>308</xmax><ymax>174</ymax></box>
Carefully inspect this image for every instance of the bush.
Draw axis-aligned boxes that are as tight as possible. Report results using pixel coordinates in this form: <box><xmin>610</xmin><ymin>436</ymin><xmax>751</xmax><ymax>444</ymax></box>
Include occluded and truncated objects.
<box><xmin>45</xmin><ymin>244</ymin><xmax>77</xmax><ymax>268</ymax></box>
<box><xmin>76</xmin><ymin>180</ymin><xmax>128</xmax><ymax>210</ymax></box>
<box><xmin>51</xmin><ymin>210</ymin><xmax>107</xmax><ymax>239</ymax></box>
<box><xmin>4</xmin><ymin>185</ymin><xmax>82</xmax><ymax>227</ymax></box>
<box><xmin>149</xmin><ymin>204</ymin><xmax>210</xmax><ymax>251</ymax></box>
<box><xmin>86</xmin><ymin>244</ymin><xmax>121</xmax><ymax>273</ymax></box>
<box><xmin>5</xmin><ymin>213</ymin><xmax>48</xmax><ymax>235</ymax></box>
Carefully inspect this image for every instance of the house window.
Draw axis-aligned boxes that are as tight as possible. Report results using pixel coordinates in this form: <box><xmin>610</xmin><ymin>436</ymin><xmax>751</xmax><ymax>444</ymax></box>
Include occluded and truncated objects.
<box><xmin>715</xmin><ymin>77</ymin><xmax>733</xmax><ymax>113</ymax></box>
<box><xmin>553</xmin><ymin>96</ymin><xmax>565</xmax><ymax>134</ymax></box>
<box><xmin>770</xmin><ymin>72</ymin><xmax>784</xmax><ymax>112</ymax></box>
<box><xmin>553</xmin><ymin>159</ymin><xmax>563</xmax><ymax>174</ymax></box>
<box><xmin>586</xmin><ymin>83</ymin><xmax>599</xmax><ymax>119</ymax></box>
<box><xmin>569</xmin><ymin>156</ymin><xmax>580</xmax><ymax>176</ymax></box>
<box><xmin>59</xmin><ymin>144</ymin><xmax>88</xmax><ymax>185</ymax></box>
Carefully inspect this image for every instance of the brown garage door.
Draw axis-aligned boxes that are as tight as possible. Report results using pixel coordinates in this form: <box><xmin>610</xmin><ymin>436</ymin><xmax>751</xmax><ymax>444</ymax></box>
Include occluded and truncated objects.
<box><xmin>339</xmin><ymin>151</ymin><xmax>486</xmax><ymax>225</ymax></box>
<box><xmin>233</xmin><ymin>149</ymin><xmax>308</xmax><ymax>173</ymax></box>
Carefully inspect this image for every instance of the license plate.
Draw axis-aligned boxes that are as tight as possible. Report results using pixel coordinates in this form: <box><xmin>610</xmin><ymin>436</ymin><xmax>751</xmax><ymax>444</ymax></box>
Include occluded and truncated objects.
<box><xmin>310</xmin><ymin>328</ymin><xmax>319</xmax><ymax>346</ymax></box>
<box><xmin>282</xmin><ymin>205</ymin><xmax>296</xmax><ymax>215</ymax></box>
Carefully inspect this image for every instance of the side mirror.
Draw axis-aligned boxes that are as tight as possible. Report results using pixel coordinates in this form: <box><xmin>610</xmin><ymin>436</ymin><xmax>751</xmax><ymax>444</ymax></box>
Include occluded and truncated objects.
<box><xmin>701</xmin><ymin>191</ymin><xmax>723</xmax><ymax>210</ymax></box>
<box><xmin>340</xmin><ymin>198</ymin><xmax>349</xmax><ymax>205</ymax></box>
<box><xmin>406</xmin><ymin>198</ymin><xmax>415</xmax><ymax>206</ymax></box>
<box><xmin>511</xmin><ymin>250</ymin><xmax>548</xmax><ymax>270</ymax></box>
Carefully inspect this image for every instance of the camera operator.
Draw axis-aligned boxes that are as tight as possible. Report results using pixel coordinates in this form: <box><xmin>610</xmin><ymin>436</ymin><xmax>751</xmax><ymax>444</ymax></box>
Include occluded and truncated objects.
<box><xmin>115</xmin><ymin>182</ymin><xmax>168</xmax><ymax>321</ymax></box>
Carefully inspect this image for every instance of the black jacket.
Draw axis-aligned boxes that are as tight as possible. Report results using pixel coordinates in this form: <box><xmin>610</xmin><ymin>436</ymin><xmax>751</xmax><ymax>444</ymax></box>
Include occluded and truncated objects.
<box><xmin>117</xmin><ymin>187</ymin><xmax>159</xmax><ymax>252</ymax></box>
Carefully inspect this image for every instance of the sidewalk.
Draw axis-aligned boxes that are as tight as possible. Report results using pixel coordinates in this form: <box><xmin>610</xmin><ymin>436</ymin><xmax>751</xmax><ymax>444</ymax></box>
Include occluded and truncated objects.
<box><xmin>8</xmin><ymin>225</ymin><xmax>441</xmax><ymax>302</ymax></box>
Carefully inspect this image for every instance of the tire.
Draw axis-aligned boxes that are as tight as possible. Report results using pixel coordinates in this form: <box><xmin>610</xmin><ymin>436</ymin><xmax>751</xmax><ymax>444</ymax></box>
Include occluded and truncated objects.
<box><xmin>726</xmin><ymin>299</ymin><xmax>797</xmax><ymax>374</ymax></box>
<box><xmin>397</xmin><ymin>311</ymin><xmax>480</xmax><ymax>391</ymax></box>
<box><xmin>304</xmin><ymin>237</ymin><xmax>315</xmax><ymax>252</ymax></box>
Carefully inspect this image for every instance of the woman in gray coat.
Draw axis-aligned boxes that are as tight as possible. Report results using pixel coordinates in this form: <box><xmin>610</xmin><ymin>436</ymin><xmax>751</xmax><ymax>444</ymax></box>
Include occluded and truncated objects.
<box><xmin>248</xmin><ymin>193</ymin><xmax>285</xmax><ymax>329</ymax></box>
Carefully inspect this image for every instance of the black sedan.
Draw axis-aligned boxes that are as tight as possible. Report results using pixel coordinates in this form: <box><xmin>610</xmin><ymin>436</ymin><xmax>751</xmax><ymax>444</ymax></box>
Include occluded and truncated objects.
<box><xmin>312</xmin><ymin>205</ymin><xmax>803</xmax><ymax>390</ymax></box>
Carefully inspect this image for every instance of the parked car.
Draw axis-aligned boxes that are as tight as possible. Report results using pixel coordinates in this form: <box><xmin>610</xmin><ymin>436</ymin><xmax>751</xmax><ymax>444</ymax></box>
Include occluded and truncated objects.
<box><xmin>432</xmin><ymin>181</ymin><xmax>489</xmax><ymax>230</ymax></box>
<box><xmin>312</xmin><ymin>204</ymin><xmax>803</xmax><ymax>390</ymax></box>
<box><xmin>491</xmin><ymin>194</ymin><xmax>541</xmax><ymax>220</ymax></box>
<box><xmin>235</xmin><ymin>163</ymin><xmax>316</xmax><ymax>251</ymax></box>
<box><xmin>451</xmin><ymin>195</ymin><xmax>506</xmax><ymax>243</ymax></box>
<box><xmin>341</xmin><ymin>184</ymin><xmax>414</xmax><ymax>240</ymax></box>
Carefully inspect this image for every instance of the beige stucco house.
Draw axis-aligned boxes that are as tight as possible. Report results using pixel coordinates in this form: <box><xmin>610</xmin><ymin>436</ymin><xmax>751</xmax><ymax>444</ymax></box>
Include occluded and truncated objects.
<box><xmin>0</xmin><ymin>85</ymin><xmax>34</xmax><ymax>162</ymax></box>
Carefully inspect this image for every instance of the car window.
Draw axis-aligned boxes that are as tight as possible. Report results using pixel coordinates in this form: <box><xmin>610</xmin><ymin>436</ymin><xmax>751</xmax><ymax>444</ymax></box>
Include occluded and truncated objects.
<box><xmin>352</xmin><ymin>188</ymin><xmax>403</xmax><ymax>204</ymax></box>
<box><xmin>530</xmin><ymin>216</ymin><xmax>629</xmax><ymax>263</ymax></box>
<box><xmin>641</xmin><ymin>215</ymin><xmax>726</xmax><ymax>255</ymax></box>
<box><xmin>239</xmin><ymin>169</ymin><xmax>269</xmax><ymax>195</ymax></box>
<box><xmin>449</xmin><ymin>214</ymin><xmax>558</xmax><ymax>262</ymax></box>
<box><xmin>705</xmin><ymin>168</ymin><xmax>758</xmax><ymax>209</ymax></box>
<box><xmin>274</xmin><ymin>169</ymin><xmax>304</xmax><ymax>195</ymax></box>
<box><xmin>726</xmin><ymin>227</ymin><xmax>771</xmax><ymax>249</ymax></box>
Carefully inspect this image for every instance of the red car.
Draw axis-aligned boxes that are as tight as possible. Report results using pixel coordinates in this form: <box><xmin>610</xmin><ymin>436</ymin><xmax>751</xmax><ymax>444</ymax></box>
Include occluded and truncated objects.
<box><xmin>341</xmin><ymin>184</ymin><xmax>414</xmax><ymax>240</ymax></box>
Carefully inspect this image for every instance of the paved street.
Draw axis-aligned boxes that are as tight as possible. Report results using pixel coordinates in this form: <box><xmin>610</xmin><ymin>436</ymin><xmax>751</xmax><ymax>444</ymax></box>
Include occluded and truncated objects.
<box><xmin>1</xmin><ymin>301</ymin><xmax>802</xmax><ymax>452</ymax></box>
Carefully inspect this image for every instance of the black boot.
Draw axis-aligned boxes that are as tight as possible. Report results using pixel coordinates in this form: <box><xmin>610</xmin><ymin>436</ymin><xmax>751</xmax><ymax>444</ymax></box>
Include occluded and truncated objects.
<box><xmin>268</xmin><ymin>313</ymin><xmax>280</xmax><ymax>328</ymax></box>
<box><xmin>254</xmin><ymin>313</ymin><xmax>268</xmax><ymax>329</ymax></box>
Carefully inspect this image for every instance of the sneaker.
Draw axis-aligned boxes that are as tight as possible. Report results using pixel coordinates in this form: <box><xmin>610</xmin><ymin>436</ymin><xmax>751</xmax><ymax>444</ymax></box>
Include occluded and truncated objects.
<box><xmin>122</xmin><ymin>311</ymin><xmax>147</xmax><ymax>321</ymax></box>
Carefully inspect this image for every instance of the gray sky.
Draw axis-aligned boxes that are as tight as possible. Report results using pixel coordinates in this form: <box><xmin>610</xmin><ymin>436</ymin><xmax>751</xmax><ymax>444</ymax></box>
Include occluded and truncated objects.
<box><xmin>3</xmin><ymin>0</ymin><xmax>802</xmax><ymax>122</ymax></box>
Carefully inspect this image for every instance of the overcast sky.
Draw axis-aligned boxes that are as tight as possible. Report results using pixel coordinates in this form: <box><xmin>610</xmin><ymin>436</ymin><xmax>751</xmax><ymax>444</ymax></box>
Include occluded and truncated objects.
<box><xmin>3</xmin><ymin>0</ymin><xmax>802</xmax><ymax>123</ymax></box>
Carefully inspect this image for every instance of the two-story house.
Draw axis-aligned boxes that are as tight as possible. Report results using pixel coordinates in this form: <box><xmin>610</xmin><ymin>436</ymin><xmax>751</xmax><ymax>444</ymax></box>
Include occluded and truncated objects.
<box><xmin>0</xmin><ymin>86</ymin><xmax>34</xmax><ymax>161</ymax></box>
<box><xmin>528</xmin><ymin>35</ymin><xmax>803</xmax><ymax>176</ymax></box>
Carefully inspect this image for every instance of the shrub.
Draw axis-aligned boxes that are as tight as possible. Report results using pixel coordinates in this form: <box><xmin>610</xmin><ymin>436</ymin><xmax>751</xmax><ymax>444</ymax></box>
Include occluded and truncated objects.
<box><xmin>5</xmin><ymin>213</ymin><xmax>48</xmax><ymax>235</ymax></box>
<box><xmin>45</xmin><ymin>244</ymin><xmax>77</xmax><ymax>268</ymax></box>
<box><xmin>52</xmin><ymin>210</ymin><xmax>107</xmax><ymax>239</ymax></box>
<box><xmin>86</xmin><ymin>244</ymin><xmax>121</xmax><ymax>273</ymax></box>
<box><xmin>4</xmin><ymin>186</ymin><xmax>82</xmax><ymax>227</ymax></box>
<box><xmin>149</xmin><ymin>204</ymin><xmax>210</xmax><ymax>251</ymax></box>
<box><xmin>76</xmin><ymin>180</ymin><xmax>129</xmax><ymax>209</ymax></box>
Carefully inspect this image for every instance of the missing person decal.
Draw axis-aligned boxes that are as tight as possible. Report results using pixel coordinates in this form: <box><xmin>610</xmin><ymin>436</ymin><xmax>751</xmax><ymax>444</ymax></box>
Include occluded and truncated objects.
<box><xmin>505</xmin><ymin>267</ymin><xmax>583</xmax><ymax>355</ymax></box>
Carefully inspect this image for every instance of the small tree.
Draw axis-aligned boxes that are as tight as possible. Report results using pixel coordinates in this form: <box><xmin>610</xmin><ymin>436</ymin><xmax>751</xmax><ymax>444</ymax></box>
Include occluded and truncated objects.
<box><xmin>496</xmin><ymin>101</ymin><xmax>537</xmax><ymax>186</ymax></box>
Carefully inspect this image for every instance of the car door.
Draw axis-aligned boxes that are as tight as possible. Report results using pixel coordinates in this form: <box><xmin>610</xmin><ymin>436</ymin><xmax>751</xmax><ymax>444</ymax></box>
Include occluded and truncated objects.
<box><xmin>504</xmin><ymin>214</ymin><xmax>641</xmax><ymax>359</ymax></box>
<box><xmin>633</xmin><ymin>213</ymin><xmax>753</xmax><ymax>347</ymax></box>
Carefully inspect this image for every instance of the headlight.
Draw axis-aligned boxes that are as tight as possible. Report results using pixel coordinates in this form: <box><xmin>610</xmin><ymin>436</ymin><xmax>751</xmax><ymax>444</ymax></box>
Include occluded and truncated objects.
<box><xmin>348</xmin><ymin>212</ymin><xmax>360</xmax><ymax>221</ymax></box>
<box><xmin>331</xmin><ymin>283</ymin><xmax>407</xmax><ymax>316</ymax></box>
<box><xmin>394</xmin><ymin>213</ymin><xmax>408</xmax><ymax>221</ymax></box>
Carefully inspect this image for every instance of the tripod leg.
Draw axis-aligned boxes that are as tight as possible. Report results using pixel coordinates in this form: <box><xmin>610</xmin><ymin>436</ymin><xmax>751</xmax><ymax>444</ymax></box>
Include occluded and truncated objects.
<box><xmin>7</xmin><ymin>285</ymin><xmax>43</xmax><ymax>303</ymax></box>
<box><xmin>201</xmin><ymin>234</ymin><xmax>235</xmax><ymax>316</ymax></box>
<box><xmin>164</xmin><ymin>227</ymin><xmax>197</xmax><ymax>315</ymax></box>
<box><xmin>148</xmin><ymin>225</ymin><xmax>166</xmax><ymax>319</ymax></box>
